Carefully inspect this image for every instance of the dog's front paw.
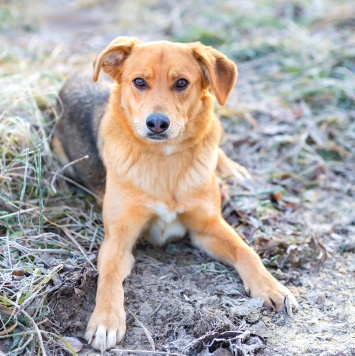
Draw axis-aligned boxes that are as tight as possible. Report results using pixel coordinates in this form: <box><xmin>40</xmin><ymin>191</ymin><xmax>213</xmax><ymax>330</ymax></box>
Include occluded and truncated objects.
<box><xmin>246</xmin><ymin>275</ymin><xmax>298</xmax><ymax>313</ymax></box>
<box><xmin>85</xmin><ymin>306</ymin><xmax>126</xmax><ymax>352</ymax></box>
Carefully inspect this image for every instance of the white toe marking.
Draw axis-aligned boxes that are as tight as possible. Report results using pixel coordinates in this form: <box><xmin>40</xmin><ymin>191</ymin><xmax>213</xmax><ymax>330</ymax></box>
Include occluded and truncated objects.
<box><xmin>107</xmin><ymin>329</ymin><xmax>118</xmax><ymax>349</ymax></box>
<box><xmin>92</xmin><ymin>325</ymin><xmax>107</xmax><ymax>352</ymax></box>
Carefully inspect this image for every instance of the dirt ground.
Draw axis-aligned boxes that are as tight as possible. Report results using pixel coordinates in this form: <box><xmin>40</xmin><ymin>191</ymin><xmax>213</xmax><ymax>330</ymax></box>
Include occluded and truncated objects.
<box><xmin>0</xmin><ymin>0</ymin><xmax>354</xmax><ymax>355</ymax></box>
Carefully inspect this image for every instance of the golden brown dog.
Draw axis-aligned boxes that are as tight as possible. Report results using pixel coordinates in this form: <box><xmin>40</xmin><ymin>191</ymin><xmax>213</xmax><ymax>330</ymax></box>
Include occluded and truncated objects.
<box><xmin>54</xmin><ymin>37</ymin><xmax>298</xmax><ymax>352</ymax></box>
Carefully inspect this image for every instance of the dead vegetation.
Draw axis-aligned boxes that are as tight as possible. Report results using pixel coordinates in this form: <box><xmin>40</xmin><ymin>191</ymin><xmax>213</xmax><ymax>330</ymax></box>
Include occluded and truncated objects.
<box><xmin>1</xmin><ymin>0</ymin><xmax>354</xmax><ymax>355</ymax></box>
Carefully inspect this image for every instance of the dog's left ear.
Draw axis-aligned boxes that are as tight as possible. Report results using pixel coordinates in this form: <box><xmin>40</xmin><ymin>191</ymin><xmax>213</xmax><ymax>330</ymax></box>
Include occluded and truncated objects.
<box><xmin>191</xmin><ymin>43</ymin><xmax>237</xmax><ymax>105</ymax></box>
<box><xmin>93</xmin><ymin>36</ymin><xmax>141</xmax><ymax>82</ymax></box>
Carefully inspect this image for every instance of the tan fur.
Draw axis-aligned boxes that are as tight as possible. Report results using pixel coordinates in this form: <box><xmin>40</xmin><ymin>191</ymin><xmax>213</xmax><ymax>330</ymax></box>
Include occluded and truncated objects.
<box><xmin>61</xmin><ymin>37</ymin><xmax>300</xmax><ymax>352</ymax></box>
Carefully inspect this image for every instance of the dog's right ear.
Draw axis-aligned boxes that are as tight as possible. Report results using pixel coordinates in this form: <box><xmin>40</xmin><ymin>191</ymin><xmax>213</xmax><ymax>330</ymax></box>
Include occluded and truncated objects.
<box><xmin>93</xmin><ymin>36</ymin><xmax>140</xmax><ymax>82</ymax></box>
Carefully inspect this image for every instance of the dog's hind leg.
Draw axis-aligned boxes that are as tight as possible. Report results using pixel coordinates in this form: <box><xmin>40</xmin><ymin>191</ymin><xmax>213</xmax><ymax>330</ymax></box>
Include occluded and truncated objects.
<box><xmin>217</xmin><ymin>147</ymin><xmax>251</xmax><ymax>181</ymax></box>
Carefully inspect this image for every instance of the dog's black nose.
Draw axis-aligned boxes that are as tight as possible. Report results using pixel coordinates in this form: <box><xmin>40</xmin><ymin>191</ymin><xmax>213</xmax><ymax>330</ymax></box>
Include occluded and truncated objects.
<box><xmin>146</xmin><ymin>113</ymin><xmax>170</xmax><ymax>133</ymax></box>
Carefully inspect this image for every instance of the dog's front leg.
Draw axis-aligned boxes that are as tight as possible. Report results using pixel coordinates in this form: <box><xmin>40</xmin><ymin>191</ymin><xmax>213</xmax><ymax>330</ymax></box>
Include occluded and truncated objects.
<box><xmin>183</xmin><ymin>210</ymin><xmax>298</xmax><ymax>313</ymax></box>
<box><xmin>86</xmin><ymin>183</ymin><xmax>151</xmax><ymax>352</ymax></box>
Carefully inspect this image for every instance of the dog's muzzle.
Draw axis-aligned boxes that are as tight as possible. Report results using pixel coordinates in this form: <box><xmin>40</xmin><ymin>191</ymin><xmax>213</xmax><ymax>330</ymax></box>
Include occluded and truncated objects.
<box><xmin>146</xmin><ymin>113</ymin><xmax>170</xmax><ymax>140</ymax></box>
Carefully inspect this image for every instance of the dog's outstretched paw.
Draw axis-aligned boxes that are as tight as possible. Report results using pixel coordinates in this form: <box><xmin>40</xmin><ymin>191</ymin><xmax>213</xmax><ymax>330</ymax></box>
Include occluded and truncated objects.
<box><xmin>245</xmin><ymin>275</ymin><xmax>298</xmax><ymax>314</ymax></box>
<box><xmin>85</xmin><ymin>307</ymin><xmax>126</xmax><ymax>352</ymax></box>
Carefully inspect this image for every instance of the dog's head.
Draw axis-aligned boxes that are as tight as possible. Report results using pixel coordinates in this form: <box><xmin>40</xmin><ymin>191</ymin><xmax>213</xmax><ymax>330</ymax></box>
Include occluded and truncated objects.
<box><xmin>93</xmin><ymin>37</ymin><xmax>237</xmax><ymax>145</ymax></box>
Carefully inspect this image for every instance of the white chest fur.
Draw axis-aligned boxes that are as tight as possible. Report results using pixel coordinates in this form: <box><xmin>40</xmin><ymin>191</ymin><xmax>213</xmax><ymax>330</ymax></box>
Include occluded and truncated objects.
<box><xmin>144</xmin><ymin>203</ymin><xmax>187</xmax><ymax>246</ymax></box>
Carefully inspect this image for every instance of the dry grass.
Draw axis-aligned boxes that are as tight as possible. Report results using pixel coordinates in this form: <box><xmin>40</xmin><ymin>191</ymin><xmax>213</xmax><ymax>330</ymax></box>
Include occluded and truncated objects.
<box><xmin>1</xmin><ymin>0</ymin><xmax>354</xmax><ymax>355</ymax></box>
<box><xmin>0</xmin><ymin>71</ymin><xmax>103</xmax><ymax>354</ymax></box>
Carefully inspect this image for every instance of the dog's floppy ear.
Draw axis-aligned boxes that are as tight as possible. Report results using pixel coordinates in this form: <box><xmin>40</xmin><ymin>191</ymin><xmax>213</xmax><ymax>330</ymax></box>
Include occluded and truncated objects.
<box><xmin>93</xmin><ymin>36</ymin><xmax>140</xmax><ymax>82</ymax></box>
<box><xmin>191</xmin><ymin>43</ymin><xmax>237</xmax><ymax>105</ymax></box>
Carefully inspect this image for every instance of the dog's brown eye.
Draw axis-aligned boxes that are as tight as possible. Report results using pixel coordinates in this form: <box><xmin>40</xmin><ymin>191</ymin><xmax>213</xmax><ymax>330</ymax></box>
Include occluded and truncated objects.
<box><xmin>133</xmin><ymin>78</ymin><xmax>147</xmax><ymax>89</ymax></box>
<box><xmin>174</xmin><ymin>78</ymin><xmax>189</xmax><ymax>90</ymax></box>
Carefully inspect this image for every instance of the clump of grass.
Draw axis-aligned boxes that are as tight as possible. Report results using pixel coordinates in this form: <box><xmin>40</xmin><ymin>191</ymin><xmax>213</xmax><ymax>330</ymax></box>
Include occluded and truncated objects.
<box><xmin>0</xmin><ymin>67</ymin><xmax>103</xmax><ymax>354</ymax></box>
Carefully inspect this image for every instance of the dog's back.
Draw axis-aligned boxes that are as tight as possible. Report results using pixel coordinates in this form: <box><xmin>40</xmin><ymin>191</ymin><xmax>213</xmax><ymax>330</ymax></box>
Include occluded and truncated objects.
<box><xmin>53</xmin><ymin>71</ymin><xmax>111</xmax><ymax>197</ymax></box>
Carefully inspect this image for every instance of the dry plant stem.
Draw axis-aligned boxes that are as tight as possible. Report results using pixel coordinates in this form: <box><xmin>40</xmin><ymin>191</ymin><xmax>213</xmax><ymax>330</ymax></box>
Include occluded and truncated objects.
<box><xmin>53</xmin><ymin>173</ymin><xmax>103</xmax><ymax>203</ymax></box>
<box><xmin>0</xmin><ymin>175</ymin><xmax>11</xmax><ymax>181</ymax></box>
<box><xmin>45</xmin><ymin>216</ymin><xmax>95</xmax><ymax>244</ymax></box>
<box><xmin>47</xmin><ymin>219</ymin><xmax>97</xmax><ymax>270</ymax></box>
<box><xmin>10</xmin><ymin>334</ymin><xmax>34</xmax><ymax>355</ymax></box>
<box><xmin>125</xmin><ymin>306</ymin><xmax>155</xmax><ymax>351</ymax></box>
<box><xmin>0</xmin><ymin>322</ymin><xmax>17</xmax><ymax>336</ymax></box>
<box><xmin>0</xmin><ymin>207</ymin><xmax>38</xmax><ymax>220</ymax></box>
<box><xmin>0</xmin><ymin>306</ymin><xmax>18</xmax><ymax>336</ymax></box>
<box><xmin>0</xmin><ymin>331</ymin><xmax>38</xmax><ymax>339</ymax></box>
<box><xmin>5</xmin><ymin>301</ymin><xmax>47</xmax><ymax>356</ymax></box>
<box><xmin>110</xmin><ymin>349</ymin><xmax>185</xmax><ymax>355</ymax></box>
<box><xmin>50</xmin><ymin>154</ymin><xmax>89</xmax><ymax>188</ymax></box>
<box><xmin>16</xmin><ymin>284</ymin><xmax>63</xmax><ymax>315</ymax></box>
<box><xmin>62</xmin><ymin>226</ymin><xmax>97</xmax><ymax>270</ymax></box>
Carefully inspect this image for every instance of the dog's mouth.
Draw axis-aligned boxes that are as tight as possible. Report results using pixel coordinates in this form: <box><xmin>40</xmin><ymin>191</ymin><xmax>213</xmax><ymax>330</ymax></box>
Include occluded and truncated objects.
<box><xmin>147</xmin><ymin>133</ymin><xmax>169</xmax><ymax>141</ymax></box>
